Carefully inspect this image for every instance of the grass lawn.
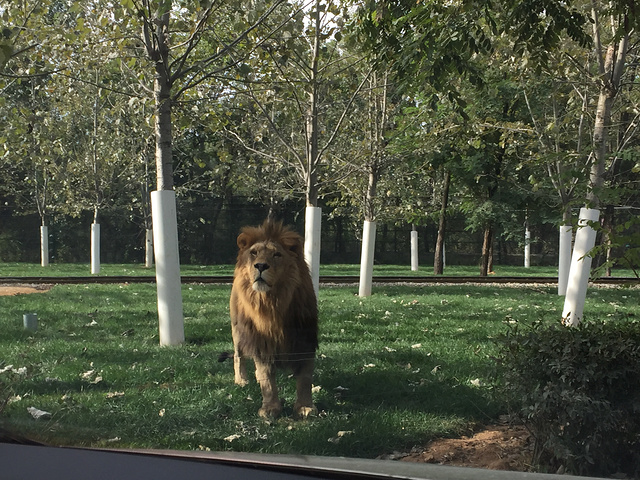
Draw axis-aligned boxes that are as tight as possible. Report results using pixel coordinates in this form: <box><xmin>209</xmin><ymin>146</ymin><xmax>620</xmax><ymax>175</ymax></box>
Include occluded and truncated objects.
<box><xmin>1</xmin><ymin>262</ymin><xmax>637</xmax><ymax>278</ymax></box>
<box><xmin>0</xmin><ymin>280</ymin><xmax>638</xmax><ymax>459</ymax></box>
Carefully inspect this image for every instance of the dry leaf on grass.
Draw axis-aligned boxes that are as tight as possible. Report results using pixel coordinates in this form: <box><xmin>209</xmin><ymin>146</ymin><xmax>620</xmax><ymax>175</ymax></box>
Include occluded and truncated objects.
<box><xmin>27</xmin><ymin>407</ymin><xmax>51</xmax><ymax>420</ymax></box>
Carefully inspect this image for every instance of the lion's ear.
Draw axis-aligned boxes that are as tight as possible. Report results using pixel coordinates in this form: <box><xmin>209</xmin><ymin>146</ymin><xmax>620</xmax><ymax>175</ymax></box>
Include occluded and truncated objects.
<box><xmin>237</xmin><ymin>232</ymin><xmax>252</xmax><ymax>251</ymax></box>
<box><xmin>280</xmin><ymin>233</ymin><xmax>302</xmax><ymax>257</ymax></box>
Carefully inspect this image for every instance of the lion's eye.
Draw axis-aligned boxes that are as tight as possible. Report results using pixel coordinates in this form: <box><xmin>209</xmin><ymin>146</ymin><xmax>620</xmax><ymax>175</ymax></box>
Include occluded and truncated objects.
<box><xmin>273</xmin><ymin>252</ymin><xmax>282</xmax><ymax>258</ymax></box>
<box><xmin>249</xmin><ymin>250</ymin><xmax>257</xmax><ymax>257</ymax></box>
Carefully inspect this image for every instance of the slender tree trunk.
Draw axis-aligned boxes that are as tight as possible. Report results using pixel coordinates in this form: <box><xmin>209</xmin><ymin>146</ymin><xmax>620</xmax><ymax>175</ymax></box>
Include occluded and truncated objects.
<box><xmin>563</xmin><ymin>30</ymin><xmax>629</xmax><ymax>327</ymax></box>
<box><xmin>303</xmin><ymin>0</ymin><xmax>322</xmax><ymax>295</ymax></box>
<box><xmin>434</xmin><ymin>170</ymin><xmax>450</xmax><ymax>274</ymax></box>
<box><xmin>40</xmin><ymin>220</ymin><xmax>49</xmax><ymax>267</ymax></box>
<box><xmin>480</xmin><ymin>224</ymin><xmax>494</xmax><ymax>276</ymax></box>
<box><xmin>558</xmin><ymin>205</ymin><xmax>572</xmax><ymax>295</ymax></box>
<box><xmin>410</xmin><ymin>224</ymin><xmax>419</xmax><ymax>271</ymax></box>
<box><xmin>601</xmin><ymin>204</ymin><xmax>614</xmax><ymax>276</ymax></box>
<box><xmin>154</xmin><ymin>25</ymin><xmax>174</xmax><ymax>192</ymax></box>
<box><xmin>143</xmin><ymin>7</ymin><xmax>184</xmax><ymax>345</ymax></box>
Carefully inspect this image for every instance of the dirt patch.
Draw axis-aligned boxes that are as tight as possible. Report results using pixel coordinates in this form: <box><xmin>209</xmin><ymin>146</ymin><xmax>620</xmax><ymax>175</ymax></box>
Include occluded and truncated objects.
<box><xmin>381</xmin><ymin>423</ymin><xmax>533</xmax><ymax>472</ymax></box>
<box><xmin>0</xmin><ymin>285</ymin><xmax>52</xmax><ymax>296</ymax></box>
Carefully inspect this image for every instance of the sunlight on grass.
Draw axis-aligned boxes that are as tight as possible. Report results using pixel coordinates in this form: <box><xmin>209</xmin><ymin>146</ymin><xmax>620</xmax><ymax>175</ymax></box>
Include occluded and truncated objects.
<box><xmin>0</xmin><ymin>281</ymin><xmax>638</xmax><ymax>458</ymax></box>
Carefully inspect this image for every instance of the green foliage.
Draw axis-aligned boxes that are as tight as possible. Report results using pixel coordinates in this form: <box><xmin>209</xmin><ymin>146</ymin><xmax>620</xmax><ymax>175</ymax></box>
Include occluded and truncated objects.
<box><xmin>592</xmin><ymin>215</ymin><xmax>640</xmax><ymax>279</ymax></box>
<box><xmin>496</xmin><ymin>320</ymin><xmax>640</xmax><ymax>476</ymax></box>
<box><xmin>0</xmin><ymin>233</ymin><xmax>23</xmax><ymax>262</ymax></box>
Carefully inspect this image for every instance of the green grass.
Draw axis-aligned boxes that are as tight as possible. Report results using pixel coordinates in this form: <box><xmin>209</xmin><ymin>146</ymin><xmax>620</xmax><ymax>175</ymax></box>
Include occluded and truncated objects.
<box><xmin>1</xmin><ymin>281</ymin><xmax>638</xmax><ymax>458</ymax></box>
<box><xmin>1</xmin><ymin>262</ymin><xmax>637</xmax><ymax>278</ymax></box>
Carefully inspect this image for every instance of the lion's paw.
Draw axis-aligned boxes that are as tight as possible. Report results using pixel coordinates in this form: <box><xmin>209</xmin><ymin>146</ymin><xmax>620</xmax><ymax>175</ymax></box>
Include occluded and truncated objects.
<box><xmin>234</xmin><ymin>377</ymin><xmax>249</xmax><ymax>387</ymax></box>
<box><xmin>258</xmin><ymin>403</ymin><xmax>282</xmax><ymax>419</ymax></box>
<box><xmin>293</xmin><ymin>404</ymin><xmax>317</xmax><ymax>420</ymax></box>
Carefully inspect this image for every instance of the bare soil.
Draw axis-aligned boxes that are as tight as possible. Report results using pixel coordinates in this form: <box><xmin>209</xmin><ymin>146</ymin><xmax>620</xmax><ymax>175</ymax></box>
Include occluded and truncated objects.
<box><xmin>385</xmin><ymin>423</ymin><xmax>534</xmax><ymax>472</ymax></box>
<box><xmin>0</xmin><ymin>285</ymin><xmax>52</xmax><ymax>296</ymax></box>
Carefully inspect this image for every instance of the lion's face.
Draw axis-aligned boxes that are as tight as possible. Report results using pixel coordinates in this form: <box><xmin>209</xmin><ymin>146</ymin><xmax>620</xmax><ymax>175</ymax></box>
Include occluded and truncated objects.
<box><xmin>240</xmin><ymin>240</ymin><xmax>297</xmax><ymax>293</ymax></box>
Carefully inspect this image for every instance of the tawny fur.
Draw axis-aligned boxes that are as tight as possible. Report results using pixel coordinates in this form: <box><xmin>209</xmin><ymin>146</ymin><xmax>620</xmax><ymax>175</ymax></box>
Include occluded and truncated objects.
<box><xmin>229</xmin><ymin>220</ymin><xmax>318</xmax><ymax>418</ymax></box>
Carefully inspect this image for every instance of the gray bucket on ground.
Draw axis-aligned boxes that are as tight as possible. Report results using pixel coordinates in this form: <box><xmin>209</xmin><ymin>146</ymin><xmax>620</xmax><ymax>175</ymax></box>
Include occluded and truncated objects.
<box><xmin>23</xmin><ymin>313</ymin><xmax>38</xmax><ymax>331</ymax></box>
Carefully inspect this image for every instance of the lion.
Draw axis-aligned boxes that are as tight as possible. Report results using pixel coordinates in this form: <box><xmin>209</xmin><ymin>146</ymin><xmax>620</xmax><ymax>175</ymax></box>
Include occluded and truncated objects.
<box><xmin>228</xmin><ymin>219</ymin><xmax>318</xmax><ymax>419</ymax></box>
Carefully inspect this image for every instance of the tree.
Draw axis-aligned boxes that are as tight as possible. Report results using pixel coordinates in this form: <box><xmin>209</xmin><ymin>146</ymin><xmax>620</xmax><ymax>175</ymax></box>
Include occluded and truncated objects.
<box><xmin>559</xmin><ymin>0</ymin><xmax>640</xmax><ymax>326</ymax></box>
<box><xmin>357</xmin><ymin>69</ymin><xmax>393</xmax><ymax>296</ymax></box>
<box><xmin>1</xmin><ymin>1</ymin><xmax>83</xmax><ymax>265</ymax></box>
<box><xmin>227</xmin><ymin>0</ymin><xmax>370</xmax><ymax>293</ymax></box>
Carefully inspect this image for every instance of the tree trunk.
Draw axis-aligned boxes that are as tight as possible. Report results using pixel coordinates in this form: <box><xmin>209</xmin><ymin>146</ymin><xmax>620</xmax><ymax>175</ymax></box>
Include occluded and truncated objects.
<box><xmin>562</xmin><ymin>31</ymin><xmax>628</xmax><ymax>326</ymax></box>
<box><xmin>557</xmin><ymin>205</ymin><xmax>572</xmax><ymax>295</ymax></box>
<box><xmin>434</xmin><ymin>170</ymin><xmax>450</xmax><ymax>275</ymax></box>
<box><xmin>410</xmin><ymin>224</ymin><xmax>419</xmax><ymax>271</ymax></box>
<box><xmin>601</xmin><ymin>204</ymin><xmax>614</xmax><ymax>276</ymax></box>
<box><xmin>40</xmin><ymin>223</ymin><xmax>49</xmax><ymax>267</ymax></box>
<box><xmin>154</xmin><ymin>23</ymin><xmax>174</xmax><ymax>192</ymax></box>
<box><xmin>144</xmin><ymin>7</ymin><xmax>184</xmax><ymax>345</ymax></box>
<box><xmin>524</xmin><ymin>211</ymin><xmax>531</xmax><ymax>268</ymax></box>
<box><xmin>91</xmin><ymin>221</ymin><xmax>100</xmax><ymax>275</ymax></box>
<box><xmin>480</xmin><ymin>224</ymin><xmax>494</xmax><ymax>276</ymax></box>
<box><xmin>303</xmin><ymin>0</ymin><xmax>322</xmax><ymax>294</ymax></box>
<box><xmin>358</xmin><ymin>220</ymin><xmax>377</xmax><ymax>297</ymax></box>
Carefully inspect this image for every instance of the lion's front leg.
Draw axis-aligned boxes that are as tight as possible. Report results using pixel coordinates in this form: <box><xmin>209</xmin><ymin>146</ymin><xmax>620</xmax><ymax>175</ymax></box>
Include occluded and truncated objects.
<box><xmin>254</xmin><ymin>360</ymin><xmax>281</xmax><ymax>418</ymax></box>
<box><xmin>233</xmin><ymin>349</ymin><xmax>249</xmax><ymax>387</ymax></box>
<box><xmin>231</xmin><ymin>318</ymin><xmax>249</xmax><ymax>387</ymax></box>
<box><xmin>293</xmin><ymin>359</ymin><xmax>317</xmax><ymax>419</ymax></box>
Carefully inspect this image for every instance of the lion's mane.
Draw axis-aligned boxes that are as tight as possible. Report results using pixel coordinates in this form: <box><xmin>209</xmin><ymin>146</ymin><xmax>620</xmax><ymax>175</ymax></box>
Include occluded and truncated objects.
<box><xmin>230</xmin><ymin>220</ymin><xmax>318</xmax><ymax>371</ymax></box>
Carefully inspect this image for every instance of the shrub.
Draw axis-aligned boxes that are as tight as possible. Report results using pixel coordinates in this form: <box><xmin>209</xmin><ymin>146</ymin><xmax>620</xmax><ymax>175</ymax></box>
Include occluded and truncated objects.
<box><xmin>496</xmin><ymin>320</ymin><xmax>640</xmax><ymax>477</ymax></box>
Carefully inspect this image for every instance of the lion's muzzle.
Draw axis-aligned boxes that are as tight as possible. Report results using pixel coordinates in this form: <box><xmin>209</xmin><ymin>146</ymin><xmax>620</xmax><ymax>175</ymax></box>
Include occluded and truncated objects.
<box><xmin>253</xmin><ymin>263</ymin><xmax>272</xmax><ymax>292</ymax></box>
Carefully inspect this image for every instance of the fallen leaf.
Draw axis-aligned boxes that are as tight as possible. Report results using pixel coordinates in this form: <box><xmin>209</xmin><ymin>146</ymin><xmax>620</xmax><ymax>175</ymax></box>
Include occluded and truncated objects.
<box><xmin>431</xmin><ymin>365</ymin><xmax>441</xmax><ymax>374</ymax></box>
<box><xmin>27</xmin><ymin>407</ymin><xmax>51</xmax><ymax>420</ymax></box>
<box><xmin>159</xmin><ymin>408</ymin><xmax>166</xmax><ymax>417</ymax></box>
<box><xmin>470</xmin><ymin>378</ymin><xmax>482</xmax><ymax>387</ymax></box>
<box><xmin>224</xmin><ymin>434</ymin><xmax>241</xmax><ymax>442</ymax></box>
<box><xmin>328</xmin><ymin>430</ymin><xmax>354</xmax><ymax>443</ymax></box>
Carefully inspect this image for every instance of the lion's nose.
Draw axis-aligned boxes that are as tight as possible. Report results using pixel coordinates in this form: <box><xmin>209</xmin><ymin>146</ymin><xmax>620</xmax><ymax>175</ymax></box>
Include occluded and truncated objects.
<box><xmin>254</xmin><ymin>263</ymin><xmax>270</xmax><ymax>273</ymax></box>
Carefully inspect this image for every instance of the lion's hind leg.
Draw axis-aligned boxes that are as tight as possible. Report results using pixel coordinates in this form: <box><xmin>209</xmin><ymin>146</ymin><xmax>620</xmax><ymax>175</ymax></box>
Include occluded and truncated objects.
<box><xmin>293</xmin><ymin>358</ymin><xmax>317</xmax><ymax>419</ymax></box>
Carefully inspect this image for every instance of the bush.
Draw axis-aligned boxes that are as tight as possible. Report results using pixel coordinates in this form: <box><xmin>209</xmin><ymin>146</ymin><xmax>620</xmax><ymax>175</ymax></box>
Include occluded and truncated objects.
<box><xmin>0</xmin><ymin>232</ymin><xmax>23</xmax><ymax>262</ymax></box>
<box><xmin>496</xmin><ymin>320</ymin><xmax>640</xmax><ymax>477</ymax></box>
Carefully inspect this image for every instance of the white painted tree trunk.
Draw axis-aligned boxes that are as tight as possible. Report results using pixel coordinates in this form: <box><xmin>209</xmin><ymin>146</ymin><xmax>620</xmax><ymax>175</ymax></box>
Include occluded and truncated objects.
<box><xmin>151</xmin><ymin>190</ymin><xmax>185</xmax><ymax>346</ymax></box>
<box><xmin>359</xmin><ymin>220</ymin><xmax>377</xmax><ymax>297</ymax></box>
<box><xmin>40</xmin><ymin>226</ymin><xmax>49</xmax><ymax>267</ymax></box>
<box><xmin>91</xmin><ymin>223</ymin><xmax>100</xmax><ymax>274</ymax></box>
<box><xmin>410</xmin><ymin>229</ymin><xmax>418</xmax><ymax>271</ymax></box>
<box><xmin>304</xmin><ymin>206</ymin><xmax>322</xmax><ymax>296</ymax></box>
<box><xmin>443</xmin><ymin>242</ymin><xmax>446</xmax><ymax>269</ymax></box>
<box><xmin>524</xmin><ymin>221</ymin><xmax>531</xmax><ymax>268</ymax></box>
<box><xmin>561</xmin><ymin>208</ymin><xmax>600</xmax><ymax>326</ymax></box>
<box><xmin>145</xmin><ymin>228</ymin><xmax>154</xmax><ymax>268</ymax></box>
<box><xmin>558</xmin><ymin>224</ymin><xmax>573</xmax><ymax>295</ymax></box>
